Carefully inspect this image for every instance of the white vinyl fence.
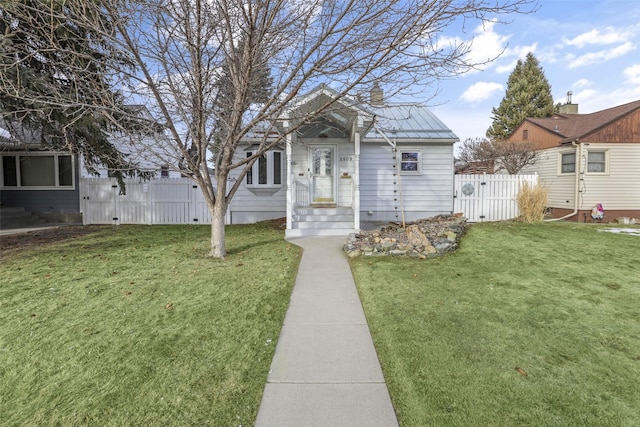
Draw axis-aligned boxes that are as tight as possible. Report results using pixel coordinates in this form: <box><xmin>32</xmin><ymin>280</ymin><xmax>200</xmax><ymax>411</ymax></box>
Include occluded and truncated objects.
<box><xmin>81</xmin><ymin>178</ymin><xmax>218</xmax><ymax>225</ymax></box>
<box><xmin>82</xmin><ymin>174</ymin><xmax>538</xmax><ymax>226</ymax></box>
<box><xmin>454</xmin><ymin>174</ymin><xmax>538</xmax><ymax>222</ymax></box>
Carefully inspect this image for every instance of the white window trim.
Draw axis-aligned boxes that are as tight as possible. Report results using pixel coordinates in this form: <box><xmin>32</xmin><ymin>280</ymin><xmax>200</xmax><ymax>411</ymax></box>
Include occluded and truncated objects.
<box><xmin>398</xmin><ymin>149</ymin><xmax>422</xmax><ymax>176</ymax></box>
<box><xmin>585</xmin><ymin>149</ymin><xmax>609</xmax><ymax>175</ymax></box>
<box><xmin>245</xmin><ymin>149</ymin><xmax>283</xmax><ymax>189</ymax></box>
<box><xmin>1</xmin><ymin>152</ymin><xmax>76</xmax><ymax>190</ymax></box>
<box><xmin>558</xmin><ymin>151</ymin><xmax>576</xmax><ymax>175</ymax></box>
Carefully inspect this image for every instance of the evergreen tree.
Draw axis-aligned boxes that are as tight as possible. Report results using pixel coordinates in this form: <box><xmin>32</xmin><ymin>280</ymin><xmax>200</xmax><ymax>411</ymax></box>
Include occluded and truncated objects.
<box><xmin>0</xmin><ymin>1</ymin><xmax>150</xmax><ymax>189</ymax></box>
<box><xmin>486</xmin><ymin>52</ymin><xmax>554</xmax><ymax>140</ymax></box>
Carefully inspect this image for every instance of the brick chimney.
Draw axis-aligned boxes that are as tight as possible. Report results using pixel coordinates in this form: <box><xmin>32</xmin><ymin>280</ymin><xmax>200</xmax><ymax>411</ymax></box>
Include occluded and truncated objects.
<box><xmin>370</xmin><ymin>82</ymin><xmax>383</xmax><ymax>106</ymax></box>
<box><xmin>558</xmin><ymin>91</ymin><xmax>578</xmax><ymax>114</ymax></box>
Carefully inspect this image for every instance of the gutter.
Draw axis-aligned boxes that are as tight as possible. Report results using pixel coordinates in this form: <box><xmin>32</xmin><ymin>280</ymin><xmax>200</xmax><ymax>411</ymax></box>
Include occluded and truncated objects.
<box><xmin>546</xmin><ymin>140</ymin><xmax>581</xmax><ymax>222</ymax></box>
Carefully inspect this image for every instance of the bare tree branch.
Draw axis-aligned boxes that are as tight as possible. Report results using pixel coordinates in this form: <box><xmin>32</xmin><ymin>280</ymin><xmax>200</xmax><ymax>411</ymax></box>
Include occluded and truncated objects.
<box><xmin>458</xmin><ymin>137</ymin><xmax>539</xmax><ymax>174</ymax></box>
<box><xmin>1</xmin><ymin>0</ymin><xmax>537</xmax><ymax>257</ymax></box>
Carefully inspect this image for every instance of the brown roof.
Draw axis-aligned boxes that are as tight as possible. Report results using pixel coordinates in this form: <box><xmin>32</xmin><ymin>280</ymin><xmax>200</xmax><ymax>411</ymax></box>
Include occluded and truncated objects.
<box><xmin>526</xmin><ymin>99</ymin><xmax>640</xmax><ymax>143</ymax></box>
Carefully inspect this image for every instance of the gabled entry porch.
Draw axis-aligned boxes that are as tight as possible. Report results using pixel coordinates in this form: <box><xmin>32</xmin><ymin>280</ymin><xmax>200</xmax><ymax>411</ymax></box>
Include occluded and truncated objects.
<box><xmin>280</xmin><ymin>85</ymin><xmax>374</xmax><ymax>238</ymax></box>
<box><xmin>286</xmin><ymin>142</ymin><xmax>359</xmax><ymax>237</ymax></box>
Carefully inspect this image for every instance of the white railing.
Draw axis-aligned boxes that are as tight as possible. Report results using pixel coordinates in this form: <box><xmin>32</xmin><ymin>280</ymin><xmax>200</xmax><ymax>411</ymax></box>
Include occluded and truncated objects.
<box><xmin>292</xmin><ymin>179</ymin><xmax>310</xmax><ymax>208</ymax></box>
<box><xmin>454</xmin><ymin>174</ymin><xmax>538</xmax><ymax>222</ymax></box>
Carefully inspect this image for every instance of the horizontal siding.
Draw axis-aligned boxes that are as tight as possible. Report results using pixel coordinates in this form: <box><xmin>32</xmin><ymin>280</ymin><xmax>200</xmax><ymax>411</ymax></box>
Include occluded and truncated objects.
<box><xmin>1</xmin><ymin>162</ymin><xmax>81</xmax><ymax>212</ymax></box>
<box><xmin>0</xmin><ymin>188</ymin><xmax>80</xmax><ymax>213</ymax></box>
<box><xmin>525</xmin><ymin>144</ymin><xmax>640</xmax><ymax>211</ymax></box>
<box><xmin>228</xmin><ymin>148</ymin><xmax>287</xmax><ymax>214</ymax></box>
<box><xmin>524</xmin><ymin>147</ymin><xmax>576</xmax><ymax>210</ymax></box>
<box><xmin>580</xmin><ymin>143</ymin><xmax>640</xmax><ymax>209</ymax></box>
<box><xmin>360</xmin><ymin>143</ymin><xmax>453</xmax><ymax>220</ymax></box>
<box><xmin>289</xmin><ymin>139</ymin><xmax>356</xmax><ymax>207</ymax></box>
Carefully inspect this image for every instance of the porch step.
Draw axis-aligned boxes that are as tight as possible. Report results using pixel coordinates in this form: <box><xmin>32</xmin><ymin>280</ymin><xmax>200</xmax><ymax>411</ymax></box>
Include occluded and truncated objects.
<box><xmin>293</xmin><ymin>214</ymin><xmax>354</xmax><ymax>222</ymax></box>
<box><xmin>295</xmin><ymin>221</ymin><xmax>354</xmax><ymax>229</ymax></box>
<box><xmin>294</xmin><ymin>207</ymin><xmax>353</xmax><ymax>215</ymax></box>
<box><xmin>290</xmin><ymin>206</ymin><xmax>355</xmax><ymax>237</ymax></box>
<box><xmin>286</xmin><ymin>228</ymin><xmax>357</xmax><ymax>238</ymax></box>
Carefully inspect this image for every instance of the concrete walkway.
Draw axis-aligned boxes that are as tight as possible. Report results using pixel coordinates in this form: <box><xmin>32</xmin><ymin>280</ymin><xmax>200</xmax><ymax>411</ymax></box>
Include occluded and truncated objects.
<box><xmin>255</xmin><ymin>237</ymin><xmax>399</xmax><ymax>426</ymax></box>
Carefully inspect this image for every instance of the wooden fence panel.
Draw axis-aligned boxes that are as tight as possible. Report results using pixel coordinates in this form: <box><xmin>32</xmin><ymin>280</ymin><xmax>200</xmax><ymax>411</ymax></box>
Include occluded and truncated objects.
<box><xmin>454</xmin><ymin>174</ymin><xmax>538</xmax><ymax>222</ymax></box>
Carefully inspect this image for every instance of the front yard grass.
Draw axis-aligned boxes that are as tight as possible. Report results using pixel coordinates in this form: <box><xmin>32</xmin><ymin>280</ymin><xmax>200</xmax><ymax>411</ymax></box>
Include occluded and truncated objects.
<box><xmin>0</xmin><ymin>223</ymin><xmax>301</xmax><ymax>426</ymax></box>
<box><xmin>351</xmin><ymin>222</ymin><xmax>640</xmax><ymax>426</ymax></box>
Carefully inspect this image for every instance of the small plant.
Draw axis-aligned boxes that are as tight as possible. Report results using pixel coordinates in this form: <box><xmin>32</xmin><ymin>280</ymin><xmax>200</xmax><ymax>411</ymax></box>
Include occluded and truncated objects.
<box><xmin>517</xmin><ymin>182</ymin><xmax>548</xmax><ymax>222</ymax></box>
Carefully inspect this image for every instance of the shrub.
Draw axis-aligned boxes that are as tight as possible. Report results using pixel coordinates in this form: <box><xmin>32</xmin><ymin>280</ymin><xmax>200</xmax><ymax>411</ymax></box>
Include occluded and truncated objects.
<box><xmin>517</xmin><ymin>182</ymin><xmax>548</xmax><ymax>222</ymax></box>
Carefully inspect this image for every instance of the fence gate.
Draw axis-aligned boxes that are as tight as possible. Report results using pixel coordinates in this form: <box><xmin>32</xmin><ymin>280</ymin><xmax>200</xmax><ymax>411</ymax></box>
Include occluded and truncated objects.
<box><xmin>453</xmin><ymin>174</ymin><xmax>538</xmax><ymax>222</ymax></box>
<box><xmin>81</xmin><ymin>178</ymin><xmax>217</xmax><ymax>225</ymax></box>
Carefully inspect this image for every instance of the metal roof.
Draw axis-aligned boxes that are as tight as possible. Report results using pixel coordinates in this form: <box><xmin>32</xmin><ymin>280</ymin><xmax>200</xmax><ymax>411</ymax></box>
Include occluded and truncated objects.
<box><xmin>365</xmin><ymin>103</ymin><xmax>458</xmax><ymax>142</ymax></box>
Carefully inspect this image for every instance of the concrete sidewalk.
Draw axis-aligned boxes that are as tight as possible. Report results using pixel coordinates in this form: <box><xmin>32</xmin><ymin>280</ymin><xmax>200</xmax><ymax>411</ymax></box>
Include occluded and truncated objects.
<box><xmin>255</xmin><ymin>237</ymin><xmax>399</xmax><ymax>426</ymax></box>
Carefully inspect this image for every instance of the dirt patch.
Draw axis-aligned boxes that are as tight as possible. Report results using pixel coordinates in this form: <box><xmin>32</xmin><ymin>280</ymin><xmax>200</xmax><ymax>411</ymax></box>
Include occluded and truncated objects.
<box><xmin>0</xmin><ymin>225</ymin><xmax>105</xmax><ymax>256</ymax></box>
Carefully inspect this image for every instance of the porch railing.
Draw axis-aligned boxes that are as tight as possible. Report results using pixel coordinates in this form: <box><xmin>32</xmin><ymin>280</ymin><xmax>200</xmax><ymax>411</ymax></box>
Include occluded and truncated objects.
<box><xmin>292</xmin><ymin>179</ymin><xmax>310</xmax><ymax>208</ymax></box>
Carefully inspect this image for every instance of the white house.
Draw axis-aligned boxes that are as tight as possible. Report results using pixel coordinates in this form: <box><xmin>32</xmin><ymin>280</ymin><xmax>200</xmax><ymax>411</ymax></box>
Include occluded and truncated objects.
<box><xmin>229</xmin><ymin>84</ymin><xmax>459</xmax><ymax>237</ymax></box>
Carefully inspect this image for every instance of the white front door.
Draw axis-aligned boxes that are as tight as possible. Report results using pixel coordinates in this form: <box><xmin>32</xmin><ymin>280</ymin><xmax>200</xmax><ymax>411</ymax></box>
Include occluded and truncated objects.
<box><xmin>310</xmin><ymin>145</ymin><xmax>336</xmax><ymax>204</ymax></box>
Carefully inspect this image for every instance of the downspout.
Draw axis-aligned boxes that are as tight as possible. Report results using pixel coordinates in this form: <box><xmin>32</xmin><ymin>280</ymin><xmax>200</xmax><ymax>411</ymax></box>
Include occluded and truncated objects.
<box><xmin>546</xmin><ymin>140</ymin><xmax>581</xmax><ymax>222</ymax></box>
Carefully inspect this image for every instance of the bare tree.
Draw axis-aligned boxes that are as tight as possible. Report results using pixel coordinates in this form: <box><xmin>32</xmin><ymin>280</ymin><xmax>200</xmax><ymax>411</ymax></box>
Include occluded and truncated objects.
<box><xmin>457</xmin><ymin>137</ymin><xmax>539</xmax><ymax>174</ymax></box>
<box><xmin>1</xmin><ymin>0</ymin><xmax>536</xmax><ymax>258</ymax></box>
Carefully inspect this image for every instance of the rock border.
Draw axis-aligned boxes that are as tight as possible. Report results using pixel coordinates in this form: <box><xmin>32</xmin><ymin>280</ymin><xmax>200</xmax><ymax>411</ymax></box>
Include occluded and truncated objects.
<box><xmin>344</xmin><ymin>214</ymin><xmax>467</xmax><ymax>259</ymax></box>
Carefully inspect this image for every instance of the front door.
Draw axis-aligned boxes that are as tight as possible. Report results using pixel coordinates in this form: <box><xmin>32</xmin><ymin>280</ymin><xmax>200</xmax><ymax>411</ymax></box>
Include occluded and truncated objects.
<box><xmin>310</xmin><ymin>145</ymin><xmax>336</xmax><ymax>205</ymax></box>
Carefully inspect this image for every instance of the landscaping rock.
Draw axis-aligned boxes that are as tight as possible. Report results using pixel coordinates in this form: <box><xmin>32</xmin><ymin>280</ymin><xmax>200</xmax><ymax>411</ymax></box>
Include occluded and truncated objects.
<box><xmin>344</xmin><ymin>214</ymin><xmax>467</xmax><ymax>259</ymax></box>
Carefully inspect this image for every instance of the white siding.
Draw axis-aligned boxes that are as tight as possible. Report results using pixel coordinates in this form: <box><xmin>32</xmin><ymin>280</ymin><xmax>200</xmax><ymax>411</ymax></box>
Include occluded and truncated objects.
<box><xmin>580</xmin><ymin>143</ymin><xmax>640</xmax><ymax>210</ymax></box>
<box><xmin>227</xmin><ymin>146</ymin><xmax>288</xmax><ymax>224</ymax></box>
<box><xmin>360</xmin><ymin>142</ymin><xmax>454</xmax><ymax>221</ymax></box>
<box><xmin>525</xmin><ymin>144</ymin><xmax>640</xmax><ymax>211</ymax></box>
<box><xmin>288</xmin><ymin>138</ymin><xmax>355</xmax><ymax>208</ymax></box>
<box><xmin>523</xmin><ymin>146</ymin><xmax>576</xmax><ymax>210</ymax></box>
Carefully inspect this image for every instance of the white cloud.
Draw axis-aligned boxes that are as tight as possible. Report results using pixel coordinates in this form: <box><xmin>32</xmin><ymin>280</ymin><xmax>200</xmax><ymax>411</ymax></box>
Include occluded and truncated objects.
<box><xmin>465</xmin><ymin>21</ymin><xmax>512</xmax><ymax>66</ymax></box>
<box><xmin>563</xmin><ymin>28</ymin><xmax>628</xmax><ymax>48</ymax></box>
<box><xmin>572</xmin><ymin>79</ymin><xmax>592</xmax><ymax>89</ymax></box>
<box><xmin>437</xmin><ymin>20</ymin><xmax>511</xmax><ymax>74</ymax></box>
<box><xmin>623</xmin><ymin>64</ymin><xmax>640</xmax><ymax>84</ymax></box>
<box><xmin>460</xmin><ymin>81</ymin><xmax>503</xmax><ymax>104</ymax></box>
<box><xmin>567</xmin><ymin>41</ymin><xmax>636</xmax><ymax>68</ymax></box>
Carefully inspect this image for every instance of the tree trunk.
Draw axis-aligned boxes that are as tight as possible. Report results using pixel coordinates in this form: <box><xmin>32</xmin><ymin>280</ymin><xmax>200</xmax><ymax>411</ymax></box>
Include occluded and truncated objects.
<box><xmin>209</xmin><ymin>199</ymin><xmax>227</xmax><ymax>258</ymax></box>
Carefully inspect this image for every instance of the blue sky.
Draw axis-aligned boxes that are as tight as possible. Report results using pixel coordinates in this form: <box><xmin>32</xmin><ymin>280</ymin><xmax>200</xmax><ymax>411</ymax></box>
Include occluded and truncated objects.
<box><xmin>429</xmin><ymin>0</ymin><xmax>640</xmax><ymax>142</ymax></box>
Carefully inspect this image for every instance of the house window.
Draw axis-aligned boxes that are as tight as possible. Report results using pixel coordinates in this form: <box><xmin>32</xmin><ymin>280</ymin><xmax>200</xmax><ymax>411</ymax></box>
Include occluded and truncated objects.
<box><xmin>560</xmin><ymin>152</ymin><xmax>575</xmax><ymax>173</ymax></box>
<box><xmin>1</xmin><ymin>153</ymin><xmax>74</xmax><ymax>189</ymax></box>
<box><xmin>160</xmin><ymin>165</ymin><xmax>169</xmax><ymax>178</ymax></box>
<box><xmin>398</xmin><ymin>150</ymin><xmax>422</xmax><ymax>175</ymax></box>
<box><xmin>587</xmin><ymin>151</ymin><xmax>607</xmax><ymax>173</ymax></box>
<box><xmin>245</xmin><ymin>150</ymin><xmax>283</xmax><ymax>187</ymax></box>
<box><xmin>523</xmin><ymin>129</ymin><xmax>528</xmax><ymax>140</ymax></box>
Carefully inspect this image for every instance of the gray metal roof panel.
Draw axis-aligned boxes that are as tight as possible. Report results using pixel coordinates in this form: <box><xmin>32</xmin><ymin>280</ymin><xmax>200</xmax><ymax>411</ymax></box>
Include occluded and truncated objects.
<box><xmin>364</xmin><ymin>104</ymin><xmax>458</xmax><ymax>141</ymax></box>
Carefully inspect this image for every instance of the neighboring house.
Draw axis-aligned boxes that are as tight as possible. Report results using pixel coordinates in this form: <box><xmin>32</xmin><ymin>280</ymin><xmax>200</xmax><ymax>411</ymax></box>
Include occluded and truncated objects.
<box><xmin>0</xmin><ymin>123</ymin><xmax>83</xmax><ymax>222</ymax></box>
<box><xmin>230</xmin><ymin>84</ymin><xmax>459</xmax><ymax>237</ymax></box>
<box><xmin>0</xmin><ymin>107</ymin><xmax>176</xmax><ymax>224</ymax></box>
<box><xmin>506</xmin><ymin>99</ymin><xmax>640</xmax><ymax>222</ymax></box>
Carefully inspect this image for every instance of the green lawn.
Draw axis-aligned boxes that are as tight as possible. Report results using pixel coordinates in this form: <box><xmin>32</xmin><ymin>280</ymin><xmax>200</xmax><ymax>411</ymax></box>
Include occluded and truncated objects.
<box><xmin>0</xmin><ymin>223</ymin><xmax>301</xmax><ymax>426</ymax></box>
<box><xmin>350</xmin><ymin>222</ymin><xmax>640</xmax><ymax>426</ymax></box>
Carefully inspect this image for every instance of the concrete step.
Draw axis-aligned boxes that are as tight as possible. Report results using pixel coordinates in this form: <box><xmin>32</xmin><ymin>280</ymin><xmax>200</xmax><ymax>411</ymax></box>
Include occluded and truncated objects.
<box><xmin>286</xmin><ymin>228</ymin><xmax>357</xmax><ymax>238</ymax></box>
<box><xmin>295</xmin><ymin>207</ymin><xmax>354</xmax><ymax>216</ymax></box>
<box><xmin>294</xmin><ymin>214</ymin><xmax>354</xmax><ymax>222</ymax></box>
<box><xmin>294</xmin><ymin>221</ymin><xmax>355</xmax><ymax>230</ymax></box>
